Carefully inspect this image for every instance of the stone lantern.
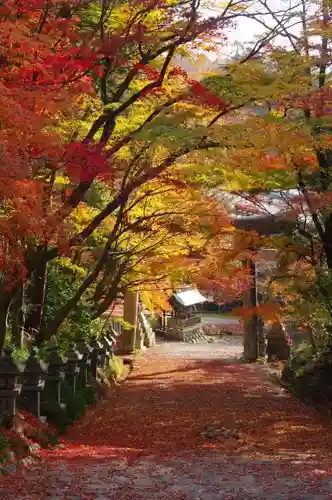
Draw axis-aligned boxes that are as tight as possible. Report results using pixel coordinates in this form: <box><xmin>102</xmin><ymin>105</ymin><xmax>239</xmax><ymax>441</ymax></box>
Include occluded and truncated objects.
<box><xmin>97</xmin><ymin>339</ymin><xmax>106</xmax><ymax>369</ymax></box>
<box><xmin>266</xmin><ymin>320</ymin><xmax>291</xmax><ymax>361</ymax></box>
<box><xmin>89</xmin><ymin>337</ymin><xmax>103</xmax><ymax>379</ymax></box>
<box><xmin>104</xmin><ymin>336</ymin><xmax>115</xmax><ymax>361</ymax></box>
<box><xmin>64</xmin><ymin>343</ymin><xmax>81</xmax><ymax>394</ymax></box>
<box><xmin>107</xmin><ymin>328</ymin><xmax>120</xmax><ymax>352</ymax></box>
<box><xmin>100</xmin><ymin>338</ymin><xmax>111</xmax><ymax>369</ymax></box>
<box><xmin>45</xmin><ymin>344</ymin><xmax>65</xmax><ymax>405</ymax></box>
<box><xmin>22</xmin><ymin>348</ymin><xmax>46</xmax><ymax>419</ymax></box>
<box><xmin>0</xmin><ymin>346</ymin><xmax>22</xmax><ymax>424</ymax></box>
<box><xmin>76</xmin><ymin>339</ymin><xmax>92</xmax><ymax>387</ymax></box>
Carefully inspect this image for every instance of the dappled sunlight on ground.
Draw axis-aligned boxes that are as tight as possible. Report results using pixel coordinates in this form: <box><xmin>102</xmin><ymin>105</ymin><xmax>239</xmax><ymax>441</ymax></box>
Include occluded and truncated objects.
<box><xmin>54</xmin><ymin>351</ymin><xmax>332</xmax><ymax>465</ymax></box>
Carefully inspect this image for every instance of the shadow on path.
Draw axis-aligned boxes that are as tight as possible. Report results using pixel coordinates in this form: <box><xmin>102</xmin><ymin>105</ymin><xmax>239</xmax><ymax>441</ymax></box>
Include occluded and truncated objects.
<box><xmin>2</xmin><ymin>344</ymin><xmax>332</xmax><ymax>498</ymax></box>
<box><xmin>56</xmin><ymin>355</ymin><xmax>332</xmax><ymax>465</ymax></box>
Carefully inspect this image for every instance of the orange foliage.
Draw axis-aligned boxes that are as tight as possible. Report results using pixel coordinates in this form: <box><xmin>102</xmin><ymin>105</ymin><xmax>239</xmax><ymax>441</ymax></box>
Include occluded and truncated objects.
<box><xmin>0</xmin><ymin>0</ymin><xmax>94</xmax><ymax>286</ymax></box>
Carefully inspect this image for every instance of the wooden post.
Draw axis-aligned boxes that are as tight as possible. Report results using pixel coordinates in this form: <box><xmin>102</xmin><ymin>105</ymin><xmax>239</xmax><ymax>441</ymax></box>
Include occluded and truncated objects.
<box><xmin>163</xmin><ymin>310</ymin><xmax>166</xmax><ymax>332</ymax></box>
<box><xmin>120</xmin><ymin>291</ymin><xmax>138</xmax><ymax>353</ymax></box>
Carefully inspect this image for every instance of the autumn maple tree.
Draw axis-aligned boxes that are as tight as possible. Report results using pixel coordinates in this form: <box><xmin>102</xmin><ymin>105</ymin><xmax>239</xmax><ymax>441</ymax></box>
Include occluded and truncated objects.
<box><xmin>0</xmin><ymin>0</ymin><xmax>99</xmax><ymax>346</ymax></box>
<box><xmin>0</xmin><ymin>0</ymin><xmax>308</xmax><ymax>351</ymax></box>
<box><xmin>37</xmin><ymin>167</ymin><xmax>234</xmax><ymax>344</ymax></box>
<box><xmin>0</xmin><ymin>0</ymin><xmax>244</xmax><ymax>348</ymax></box>
<box><xmin>199</xmin><ymin>0</ymin><xmax>332</xmax><ymax>354</ymax></box>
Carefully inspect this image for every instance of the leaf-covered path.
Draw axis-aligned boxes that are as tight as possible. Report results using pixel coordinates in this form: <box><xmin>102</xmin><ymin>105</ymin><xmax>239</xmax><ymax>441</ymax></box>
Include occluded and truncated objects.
<box><xmin>2</xmin><ymin>338</ymin><xmax>332</xmax><ymax>499</ymax></box>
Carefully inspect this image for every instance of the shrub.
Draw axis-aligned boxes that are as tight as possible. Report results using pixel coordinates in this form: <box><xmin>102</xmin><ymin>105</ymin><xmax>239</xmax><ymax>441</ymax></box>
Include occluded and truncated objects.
<box><xmin>43</xmin><ymin>262</ymin><xmax>104</xmax><ymax>349</ymax></box>
<box><xmin>0</xmin><ymin>434</ymin><xmax>9</xmax><ymax>465</ymax></box>
<box><xmin>289</xmin><ymin>343</ymin><xmax>314</xmax><ymax>373</ymax></box>
<box><xmin>40</xmin><ymin>379</ymin><xmax>97</xmax><ymax>433</ymax></box>
<box><xmin>39</xmin><ymin>401</ymin><xmax>69</xmax><ymax>434</ymax></box>
<box><xmin>281</xmin><ymin>338</ymin><xmax>332</xmax><ymax>408</ymax></box>
<box><xmin>105</xmin><ymin>355</ymin><xmax>124</xmax><ymax>381</ymax></box>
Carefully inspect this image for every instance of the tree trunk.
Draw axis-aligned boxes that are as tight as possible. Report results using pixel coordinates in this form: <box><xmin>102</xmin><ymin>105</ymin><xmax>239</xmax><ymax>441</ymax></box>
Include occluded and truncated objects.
<box><xmin>93</xmin><ymin>257</ymin><xmax>117</xmax><ymax>304</ymax></box>
<box><xmin>242</xmin><ymin>257</ymin><xmax>259</xmax><ymax>362</ymax></box>
<box><xmin>0</xmin><ymin>291</ymin><xmax>14</xmax><ymax>352</ymax></box>
<box><xmin>37</xmin><ymin>240</ymin><xmax>111</xmax><ymax>343</ymax></box>
<box><xmin>11</xmin><ymin>284</ymin><xmax>25</xmax><ymax>349</ymax></box>
<box><xmin>323</xmin><ymin>213</ymin><xmax>332</xmax><ymax>270</ymax></box>
<box><xmin>94</xmin><ymin>265</ymin><xmax>125</xmax><ymax>318</ymax></box>
<box><xmin>306</xmin><ymin>323</ymin><xmax>317</xmax><ymax>356</ymax></box>
<box><xmin>25</xmin><ymin>258</ymin><xmax>48</xmax><ymax>334</ymax></box>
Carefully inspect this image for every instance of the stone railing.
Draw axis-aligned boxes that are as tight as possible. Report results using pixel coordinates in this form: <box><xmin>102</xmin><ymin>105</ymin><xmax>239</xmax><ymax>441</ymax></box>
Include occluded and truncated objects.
<box><xmin>109</xmin><ymin>317</ymin><xmax>123</xmax><ymax>337</ymax></box>
<box><xmin>139</xmin><ymin>310</ymin><xmax>156</xmax><ymax>348</ymax></box>
<box><xmin>0</xmin><ymin>332</ymin><xmax>121</xmax><ymax>425</ymax></box>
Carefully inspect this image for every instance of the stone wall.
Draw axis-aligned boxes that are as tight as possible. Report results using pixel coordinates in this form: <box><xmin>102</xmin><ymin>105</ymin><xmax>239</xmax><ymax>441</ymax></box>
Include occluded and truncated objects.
<box><xmin>166</xmin><ymin>315</ymin><xmax>206</xmax><ymax>342</ymax></box>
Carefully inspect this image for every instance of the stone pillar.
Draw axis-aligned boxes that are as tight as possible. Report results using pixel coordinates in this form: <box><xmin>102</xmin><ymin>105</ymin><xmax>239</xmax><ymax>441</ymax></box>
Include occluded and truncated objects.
<box><xmin>104</xmin><ymin>336</ymin><xmax>115</xmax><ymax>360</ymax></box>
<box><xmin>22</xmin><ymin>348</ymin><xmax>45</xmax><ymax>419</ymax></box>
<box><xmin>257</xmin><ymin>316</ymin><xmax>266</xmax><ymax>357</ymax></box>
<box><xmin>64</xmin><ymin>343</ymin><xmax>81</xmax><ymax>394</ymax></box>
<box><xmin>120</xmin><ymin>291</ymin><xmax>138</xmax><ymax>353</ymax></box>
<box><xmin>135</xmin><ymin>319</ymin><xmax>144</xmax><ymax>350</ymax></box>
<box><xmin>0</xmin><ymin>346</ymin><xmax>22</xmax><ymax>425</ymax></box>
<box><xmin>89</xmin><ymin>337</ymin><xmax>102</xmax><ymax>380</ymax></box>
<box><xmin>243</xmin><ymin>256</ymin><xmax>267</xmax><ymax>361</ymax></box>
<box><xmin>45</xmin><ymin>344</ymin><xmax>64</xmax><ymax>405</ymax></box>
<box><xmin>76</xmin><ymin>339</ymin><xmax>92</xmax><ymax>387</ymax></box>
<box><xmin>100</xmin><ymin>338</ymin><xmax>111</xmax><ymax>369</ymax></box>
<box><xmin>266</xmin><ymin>320</ymin><xmax>290</xmax><ymax>361</ymax></box>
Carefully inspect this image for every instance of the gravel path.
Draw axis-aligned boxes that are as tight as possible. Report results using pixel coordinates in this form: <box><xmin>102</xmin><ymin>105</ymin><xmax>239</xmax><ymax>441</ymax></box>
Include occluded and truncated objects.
<box><xmin>154</xmin><ymin>336</ymin><xmax>244</xmax><ymax>359</ymax></box>
<box><xmin>202</xmin><ymin>317</ymin><xmax>241</xmax><ymax>325</ymax></box>
<box><xmin>2</xmin><ymin>337</ymin><xmax>332</xmax><ymax>499</ymax></box>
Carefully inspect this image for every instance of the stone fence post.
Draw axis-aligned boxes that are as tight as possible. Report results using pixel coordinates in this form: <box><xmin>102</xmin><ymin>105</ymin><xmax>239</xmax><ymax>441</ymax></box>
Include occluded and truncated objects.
<box><xmin>98</xmin><ymin>339</ymin><xmax>107</xmax><ymax>371</ymax></box>
<box><xmin>108</xmin><ymin>326</ymin><xmax>120</xmax><ymax>351</ymax></box>
<box><xmin>21</xmin><ymin>348</ymin><xmax>45</xmax><ymax>419</ymax></box>
<box><xmin>0</xmin><ymin>335</ymin><xmax>116</xmax><ymax>425</ymax></box>
<box><xmin>76</xmin><ymin>339</ymin><xmax>91</xmax><ymax>387</ymax></box>
<box><xmin>104</xmin><ymin>336</ymin><xmax>115</xmax><ymax>360</ymax></box>
<box><xmin>89</xmin><ymin>337</ymin><xmax>101</xmax><ymax>379</ymax></box>
<box><xmin>64</xmin><ymin>343</ymin><xmax>81</xmax><ymax>394</ymax></box>
<box><xmin>44</xmin><ymin>344</ymin><xmax>65</xmax><ymax>405</ymax></box>
<box><xmin>100</xmin><ymin>337</ymin><xmax>112</xmax><ymax>370</ymax></box>
<box><xmin>0</xmin><ymin>346</ymin><xmax>22</xmax><ymax>425</ymax></box>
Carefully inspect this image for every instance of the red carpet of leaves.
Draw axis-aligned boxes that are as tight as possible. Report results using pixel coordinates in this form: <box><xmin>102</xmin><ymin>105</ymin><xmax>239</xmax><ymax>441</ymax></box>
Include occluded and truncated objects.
<box><xmin>2</xmin><ymin>408</ymin><xmax>57</xmax><ymax>447</ymax></box>
<box><xmin>60</xmin><ymin>353</ymin><xmax>332</xmax><ymax>463</ymax></box>
<box><xmin>2</xmin><ymin>343</ymin><xmax>332</xmax><ymax>498</ymax></box>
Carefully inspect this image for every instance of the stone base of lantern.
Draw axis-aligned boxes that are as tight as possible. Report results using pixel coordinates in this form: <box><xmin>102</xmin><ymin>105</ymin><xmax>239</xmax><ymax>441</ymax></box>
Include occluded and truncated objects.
<box><xmin>64</xmin><ymin>370</ymin><xmax>79</xmax><ymax>394</ymax></box>
<box><xmin>77</xmin><ymin>361</ymin><xmax>90</xmax><ymax>387</ymax></box>
<box><xmin>45</xmin><ymin>376</ymin><xmax>62</xmax><ymax>405</ymax></box>
<box><xmin>21</xmin><ymin>384</ymin><xmax>44</xmax><ymax>419</ymax></box>
<box><xmin>0</xmin><ymin>386</ymin><xmax>21</xmax><ymax>424</ymax></box>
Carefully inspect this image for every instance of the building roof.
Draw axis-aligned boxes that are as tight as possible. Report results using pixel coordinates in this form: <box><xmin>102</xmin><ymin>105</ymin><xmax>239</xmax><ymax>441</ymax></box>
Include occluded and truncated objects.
<box><xmin>172</xmin><ymin>289</ymin><xmax>207</xmax><ymax>307</ymax></box>
<box><xmin>233</xmin><ymin>215</ymin><xmax>291</xmax><ymax>235</ymax></box>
